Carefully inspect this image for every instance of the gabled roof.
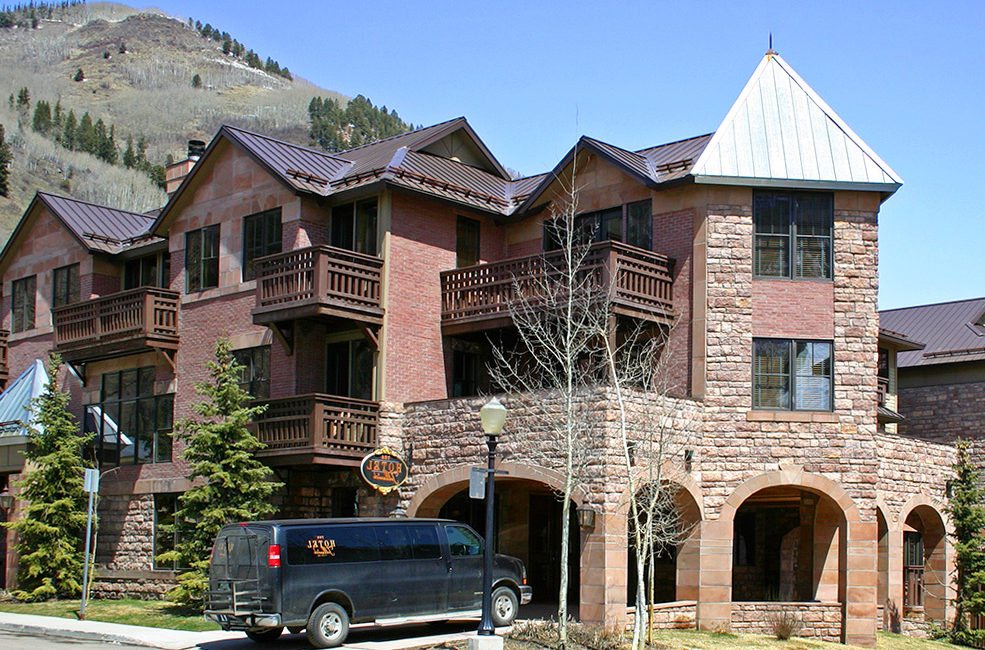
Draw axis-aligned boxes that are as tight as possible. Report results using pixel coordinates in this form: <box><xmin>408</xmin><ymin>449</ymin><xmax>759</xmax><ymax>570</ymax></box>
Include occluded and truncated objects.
<box><xmin>691</xmin><ymin>51</ymin><xmax>902</xmax><ymax>195</ymax></box>
<box><xmin>0</xmin><ymin>359</ymin><xmax>48</xmax><ymax>440</ymax></box>
<box><xmin>0</xmin><ymin>192</ymin><xmax>159</xmax><ymax>274</ymax></box>
<box><xmin>880</xmin><ymin>297</ymin><xmax>985</xmax><ymax>367</ymax></box>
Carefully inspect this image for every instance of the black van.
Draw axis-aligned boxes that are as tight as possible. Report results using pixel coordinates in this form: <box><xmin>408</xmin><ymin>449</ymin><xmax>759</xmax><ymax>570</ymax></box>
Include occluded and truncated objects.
<box><xmin>205</xmin><ymin>518</ymin><xmax>532</xmax><ymax>647</ymax></box>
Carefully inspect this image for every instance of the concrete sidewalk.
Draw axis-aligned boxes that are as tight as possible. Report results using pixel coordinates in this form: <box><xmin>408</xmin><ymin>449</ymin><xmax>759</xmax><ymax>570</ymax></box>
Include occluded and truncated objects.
<box><xmin>0</xmin><ymin>611</ymin><xmax>240</xmax><ymax>649</ymax></box>
<box><xmin>0</xmin><ymin>610</ymin><xmax>501</xmax><ymax>649</ymax></box>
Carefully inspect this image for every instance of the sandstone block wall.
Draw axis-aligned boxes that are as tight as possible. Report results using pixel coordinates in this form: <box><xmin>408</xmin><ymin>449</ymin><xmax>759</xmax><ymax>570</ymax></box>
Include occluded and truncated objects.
<box><xmin>730</xmin><ymin>602</ymin><xmax>842</xmax><ymax>642</ymax></box>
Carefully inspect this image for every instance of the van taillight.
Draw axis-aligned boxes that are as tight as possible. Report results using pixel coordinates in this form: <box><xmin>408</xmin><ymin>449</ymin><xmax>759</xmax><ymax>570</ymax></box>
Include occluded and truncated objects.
<box><xmin>268</xmin><ymin>544</ymin><xmax>281</xmax><ymax>567</ymax></box>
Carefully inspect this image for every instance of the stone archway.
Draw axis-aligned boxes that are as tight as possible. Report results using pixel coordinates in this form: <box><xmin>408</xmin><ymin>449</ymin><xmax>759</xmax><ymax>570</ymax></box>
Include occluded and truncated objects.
<box><xmin>899</xmin><ymin>496</ymin><xmax>949</xmax><ymax>625</ymax></box>
<box><xmin>699</xmin><ymin>469</ymin><xmax>874</xmax><ymax>647</ymax></box>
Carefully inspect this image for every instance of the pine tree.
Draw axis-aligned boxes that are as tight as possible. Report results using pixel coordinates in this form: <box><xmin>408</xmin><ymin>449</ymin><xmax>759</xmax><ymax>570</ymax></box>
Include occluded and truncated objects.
<box><xmin>948</xmin><ymin>440</ymin><xmax>985</xmax><ymax>646</ymax></box>
<box><xmin>1</xmin><ymin>354</ymin><xmax>92</xmax><ymax>601</ymax></box>
<box><xmin>0</xmin><ymin>124</ymin><xmax>12</xmax><ymax>197</ymax></box>
<box><xmin>191</xmin><ymin>73</ymin><xmax>202</xmax><ymax>89</ymax></box>
<box><xmin>157</xmin><ymin>338</ymin><xmax>281</xmax><ymax>606</ymax></box>
<box><xmin>32</xmin><ymin>100</ymin><xmax>52</xmax><ymax>134</ymax></box>
<box><xmin>122</xmin><ymin>135</ymin><xmax>136</xmax><ymax>168</ymax></box>
<box><xmin>62</xmin><ymin>110</ymin><xmax>77</xmax><ymax>150</ymax></box>
<box><xmin>73</xmin><ymin>68</ymin><xmax>84</xmax><ymax>82</ymax></box>
<box><xmin>16</xmin><ymin>87</ymin><xmax>29</xmax><ymax>109</ymax></box>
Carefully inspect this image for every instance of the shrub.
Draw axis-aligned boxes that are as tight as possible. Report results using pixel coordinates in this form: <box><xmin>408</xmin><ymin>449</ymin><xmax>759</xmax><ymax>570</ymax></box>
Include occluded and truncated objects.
<box><xmin>766</xmin><ymin>608</ymin><xmax>803</xmax><ymax>641</ymax></box>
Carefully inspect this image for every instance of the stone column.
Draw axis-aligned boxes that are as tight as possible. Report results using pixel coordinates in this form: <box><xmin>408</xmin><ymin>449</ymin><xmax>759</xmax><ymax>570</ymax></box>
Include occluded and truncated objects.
<box><xmin>885</xmin><ymin>528</ymin><xmax>903</xmax><ymax>633</ymax></box>
<box><xmin>843</xmin><ymin>520</ymin><xmax>878</xmax><ymax>647</ymax></box>
<box><xmin>695</xmin><ymin>519</ymin><xmax>732</xmax><ymax>632</ymax></box>
<box><xmin>579</xmin><ymin>510</ymin><xmax>628</xmax><ymax>628</ymax></box>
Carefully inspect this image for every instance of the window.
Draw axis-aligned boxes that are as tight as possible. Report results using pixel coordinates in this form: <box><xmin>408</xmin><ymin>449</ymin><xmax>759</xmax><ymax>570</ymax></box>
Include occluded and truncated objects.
<box><xmin>734</xmin><ymin>512</ymin><xmax>756</xmax><ymax>566</ymax></box>
<box><xmin>11</xmin><ymin>275</ymin><xmax>36</xmax><ymax>332</ymax></box>
<box><xmin>877</xmin><ymin>347</ymin><xmax>890</xmax><ymax>380</ymax></box>
<box><xmin>451</xmin><ymin>339</ymin><xmax>486</xmax><ymax>397</ymax></box>
<box><xmin>52</xmin><ymin>264</ymin><xmax>80</xmax><ymax>308</ymax></box>
<box><xmin>456</xmin><ymin>216</ymin><xmax>480</xmax><ymax>267</ymax></box>
<box><xmin>446</xmin><ymin>525</ymin><xmax>483</xmax><ymax>557</ymax></box>
<box><xmin>153</xmin><ymin>493</ymin><xmax>187</xmax><ymax>570</ymax></box>
<box><xmin>544</xmin><ymin>199</ymin><xmax>652</xmax><ymax>251</ymax></box>
<box><xmin>232</xmin><ymin>346</ymin><xmax>270</xmax><ymax>399</ymax></box>
<box><xmin>753</xmin><ymin>339</ymin><xmax>833</xmax><ymax>411</ymax></box>
<box><xmin>124</xmin><ymin>253</ymin><xmax>170</xmax><ymax>290</ymax></box>
<box><xmin>754</xmin><ymin>191</ymin><xmax>833</xmax><ymax>279</ymax></box>
<box><xmin>85</xmin><ymin>367</ymin><xmax>174</xmax><ymax>466</ymax></box>
<box><xmin>242</xmin><ymin>208</ymin><xmax>282</xmax><ymax>281</ymax></box>
<box><xmin>326</xmin><ymin>339</ymin><xmax>374</xmax><ymax>400</ymax></box>
<box><xmin>331</xmin><ymin>199</ymin><xmax>378</xmax><ymax>256</ymax></box>
<box><xmin>185</xmin><ymin>225</ymin><xmax>220</xmax><ymax>292</ymax></box>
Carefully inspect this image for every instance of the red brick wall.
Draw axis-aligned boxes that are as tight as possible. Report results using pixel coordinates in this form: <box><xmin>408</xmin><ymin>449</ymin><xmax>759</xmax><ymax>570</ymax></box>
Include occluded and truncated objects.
<box><xmin>751</xmin><ymin>279</ymin><xmax>834</xmax><ymax>339</ymax></box>
<box><xmin>384</xmin><ymin>191</ymin><xmax>504</xmax><ymax>402</ymax></box>
<box><xmin>899</xmin><ymin>377</ymin><xmax>985</xmax><ymax>454</ymax></box>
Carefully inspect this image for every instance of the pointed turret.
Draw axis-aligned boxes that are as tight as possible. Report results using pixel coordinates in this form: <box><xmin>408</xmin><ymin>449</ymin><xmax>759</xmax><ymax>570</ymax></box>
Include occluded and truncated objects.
<box><xmin>691</xmin><ymin>50</ymin><xmax>902</xmax><ymax>195</ymax></box>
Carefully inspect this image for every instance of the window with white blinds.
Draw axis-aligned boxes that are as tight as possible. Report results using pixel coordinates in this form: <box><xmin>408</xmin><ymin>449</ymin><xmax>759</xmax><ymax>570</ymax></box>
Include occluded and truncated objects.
<box><xmin>754</xmin><ymin>191</ymin><xmax>832</xmax><ymax>280</ymax></box>
<box><xmin>753</xmin><ymin>338</ymin><xmax>833</xmax><ymax>411</ymax></box>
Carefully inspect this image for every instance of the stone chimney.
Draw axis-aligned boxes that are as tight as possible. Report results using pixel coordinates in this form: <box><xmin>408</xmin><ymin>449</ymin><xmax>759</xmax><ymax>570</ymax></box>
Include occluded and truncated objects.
<box><xmin>165</xmin><ymin>140</ymin><xmax>207</xmax><ymax>195</ymax></box>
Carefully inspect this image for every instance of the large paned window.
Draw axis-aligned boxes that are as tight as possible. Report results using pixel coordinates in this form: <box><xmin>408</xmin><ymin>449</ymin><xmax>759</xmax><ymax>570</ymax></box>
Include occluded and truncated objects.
<box><xmin>326</xmin><ymin>339</ymin><xmax>374</xmax><ymax>400</ymax></box>
<box><xmin>456</xmin><ymin>216</ymin><xmax>480</xmax><ymax>268</ymax></box>
<box><xmin>544</xmin><ymin>199</ymin><xmax>652</xmax><ymax>251</ymax></box>
<box><xmin>754</xmin><ymin>191</ymin><xmax>833</xmax><ymax>279</ymax></box>
<box><xmin>153</xmin><ymin>493</ymin><xmax>187</xmax><ymax>570</ymax></box>
<box><xmin>124</xmin><ymin>253</ymin><xmax>170</xmax><ymax>290</ymax></box>
<box><xmin>233</xmin><ymin>346</ymin><xmax>270</xmax><ymax>399</ymax></box>
<box><xmin>11</xmin><ymin>275</ymin><xmax>36</xmax><ymax>332</ymax></box>
<box><xmin>242</xmin><ymin>208</ymin><xmax>282</xmax><ymax>281</ymax></box>
<box><xmin>52</xmin><ymin>264</ymin><xmax>80</xmax><ymax>308</ymax></box>
<box><xmin>185</xmin><ymin>225</ymin><xmax>220</xmax><ymax>292</ymax></box>
<box><xmin>85</xmin><ymin>367</ymin><xmax>174</xmax><ymax>466</ymax></box>
<box><xmin>753</xmin><ymin>339</ymin><xmax>833</xmax><ymax>411</ymax></box>
<box><xmin>331</xmin><ymin>199</ymin><xmax>378</xmax><ymax>256</ymax></box>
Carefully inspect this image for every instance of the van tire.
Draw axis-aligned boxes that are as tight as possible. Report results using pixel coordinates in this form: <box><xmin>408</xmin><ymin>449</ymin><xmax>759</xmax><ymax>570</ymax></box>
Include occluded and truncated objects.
<box><xmin>491</xmin><ymin>586</ymin><xmax>519</xmax><ymax>626</ymax></box>
<box><xmin>245</xmin><ymin>627</ymin><xmax>283</xmax><ymax>643</ymax></box>
<box><xmin>307</xmin><ymin>602</ymin><xmax>350</xmax><ymax>648</ymax></box>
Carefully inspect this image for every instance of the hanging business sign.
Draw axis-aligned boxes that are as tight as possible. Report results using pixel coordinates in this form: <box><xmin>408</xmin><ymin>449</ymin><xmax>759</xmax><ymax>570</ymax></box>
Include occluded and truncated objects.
<box><xmin>359</xmin><ymin>447</ymin><xmax>409</xmax><ymax>495</ymax></box>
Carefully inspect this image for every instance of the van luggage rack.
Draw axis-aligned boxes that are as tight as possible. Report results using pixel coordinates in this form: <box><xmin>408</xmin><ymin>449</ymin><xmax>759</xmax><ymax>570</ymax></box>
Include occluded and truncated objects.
<box><xmin>208</xmin><ymin>578</ymin><xmax>264</xmax><ymax>615</ymax></box>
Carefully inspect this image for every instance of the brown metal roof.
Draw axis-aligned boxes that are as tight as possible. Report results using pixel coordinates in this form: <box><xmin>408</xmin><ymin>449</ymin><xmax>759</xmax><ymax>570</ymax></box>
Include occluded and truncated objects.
<box><xmin>880</xmin><ymin>297</ymin><xmax>985</xmax><ymax>367</ymax></box>
<box><xmin>36</xmin><ymin>192</ymin><xmax>157</xmax><ymax>253</ymax></box>
<box><xmin>636</xmin><ymin>133</ymin><xmax>713</xmax><ymax>182</ymax></box>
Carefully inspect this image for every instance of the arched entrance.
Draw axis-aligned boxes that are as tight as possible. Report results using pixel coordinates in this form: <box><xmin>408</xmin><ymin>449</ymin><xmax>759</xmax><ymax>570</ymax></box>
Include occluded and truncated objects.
<box><xmin>901</xmin><ymin>503</ymin><xmax>947</xmax><ymax>623</ymax></box>
<box><xmin>409</xmin><ymin>463</ymin><xmax>583</xmax><ymax>609</ymax></box>
<box><xmin>626</xmin><ymin>481</ymin><xmax>702</xmax><ymax>605</ymax></box>
<box><xmin>730</xmin><ymin>485</ymin><xmax>847</xmax><ymax>602</ymax></box>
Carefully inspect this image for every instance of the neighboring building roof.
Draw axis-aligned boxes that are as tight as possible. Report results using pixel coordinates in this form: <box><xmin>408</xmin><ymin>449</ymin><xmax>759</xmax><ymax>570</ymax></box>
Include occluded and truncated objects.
<box><xmin>880</xmin><ymin>297</ymin><xmax>985</xmax><ymax>367</ymax></box>
<box><xmin>878</xmin><ymin>327</ymin><xmax>925</xmax><ymax>352</ymax></box>
<box><xmin>0</xmin><ymin>359</ymin><xmax>48</xmax><ymax>441</ymax></box>
<box><xmin>691</xmin><ymin>51</ymin><xmax>903</xmax><ymax>196</ymax></box>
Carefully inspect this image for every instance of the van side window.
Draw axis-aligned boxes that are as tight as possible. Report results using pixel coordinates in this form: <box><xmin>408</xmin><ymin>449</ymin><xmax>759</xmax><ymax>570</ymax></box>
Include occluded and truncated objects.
<box><xmin>447</xmin><ymin>525</ymin><xmax>483</xmax><ymax>557</ymax></box>
<box><xmin>286</xmin><ymin>527</ymin><xmax>380</xmax><ymax>565</ymax></box>
<box><xmin>406</xmin><ymin>525</ymin><xmax>442</xmax><ymax>560</ymax></box>
<box><xmin>377</xmin><ymin>525</ymin><xmax>413</xmax><ymax>561</ymax></box>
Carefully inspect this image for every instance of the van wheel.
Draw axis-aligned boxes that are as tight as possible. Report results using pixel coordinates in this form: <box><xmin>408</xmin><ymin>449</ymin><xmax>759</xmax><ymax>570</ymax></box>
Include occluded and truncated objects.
<box><xmin>491</xmin><ymin>586</ymin><xmax>519</xmax><ymax>626</ymax></box>
<box><xmin>245</xmin><ymin>627</ymin><xmax>283</xmax><ymax>643</ymax></box>
<box><xmin>307</xmin><ymin>602</ymin><xmax>350</xmax><ymax>648</ymax></box>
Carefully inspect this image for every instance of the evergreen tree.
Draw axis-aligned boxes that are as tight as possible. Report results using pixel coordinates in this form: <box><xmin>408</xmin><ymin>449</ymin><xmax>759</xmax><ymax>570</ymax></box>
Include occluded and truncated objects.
<box><xmin>0</xmin><ymin>124</ymin><xmax>12</xmax><ymax>197</ymax></box>
<box><xmin>948</xmin><ymin>440</ymin><xmax>985</xmax><ymax>646</ymax></box>
<box><xmin>77</xmin><ymin>112</ymin><xmax>95</xmax><ymax>154</ymax></box>
<box><xmin>118</xmin><ymin>41</ymin><xmax>126</xmax><ymax>54</ymax></box>
<box><xmin>156</xmin><ymin>338</ymin><xmax>281</xmax><ymax>606</ymax></box>
<box><xmin>1</xmin><ymin>354</ymin><xmax>92</xmax><ymax>601</ymax></box>
<box><xmin>31</xmin><ymin>99</ymin><xmax>51</xmax><ymax>134</ymax></box>
<box><xmin>221</xmin><ymin>37</ymin><xmax>231</xmax><ymax>54</ymax></box>
<box><xmin>73</xmin><ymin>68</ymin><xmax>84</xmax><ymax>82</ymax></box>
<box><xmin>16</xmin><ymin>86</ymin><xmax>29</xmax><ymax>109</ymax></box>
<box><xmin>53</xmin><ymin>99</ymin><xmax>62</xmax><ymax>128</ymax></box>
<box><xmin>62</xmin><ymin>109</ymin><xmax>77</xmax><ymax>150</ymax></box>
<box><xmin>122</xmin><ymin>135</ymin><xmax>136</xmax><ymax>168</ymax></box>
<box><xmin>191</xmin><ymin>73</ymin><xmax>202</xmax><ymax>89</ymax></box>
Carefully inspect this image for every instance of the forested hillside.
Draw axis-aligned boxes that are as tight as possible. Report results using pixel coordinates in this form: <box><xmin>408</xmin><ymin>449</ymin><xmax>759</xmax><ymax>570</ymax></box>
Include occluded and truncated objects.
<box><xmin>0</xmin><ymin>1</ymin><xmax>414</xmax><ymax>240</ymax></box>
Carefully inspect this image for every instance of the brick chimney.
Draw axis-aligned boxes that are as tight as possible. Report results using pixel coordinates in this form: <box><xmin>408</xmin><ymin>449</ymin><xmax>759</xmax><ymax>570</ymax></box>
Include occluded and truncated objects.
<box><xmin>165</xmin><ymin>140</ymin><xmax>206</xmax><ymax>195</ymax></box>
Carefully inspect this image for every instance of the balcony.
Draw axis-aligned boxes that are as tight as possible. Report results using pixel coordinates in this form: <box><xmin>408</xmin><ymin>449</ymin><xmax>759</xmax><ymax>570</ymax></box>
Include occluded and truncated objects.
<box><xmin>51</xmin><ymin>288</ymin><xmax>179</xmax><ymax>365</ymax></box>
<box><xmin>440</xmin><ymin>241</ymin><xmax>674</xmax><ymax>335</ymax></box>
<box><xmin>0</xmin><ymin>329</ymin><xmax>8</xmax><ymax>386</ymax></box>
<box><xmin>253</xmin><ymin>393</ymin><xmax>379</xmax><ymax>466</ymax></box>
<box><xmin>252</xmin><ymin>246</ymin><xmax>384</xmax><ymax>328</ymax></box>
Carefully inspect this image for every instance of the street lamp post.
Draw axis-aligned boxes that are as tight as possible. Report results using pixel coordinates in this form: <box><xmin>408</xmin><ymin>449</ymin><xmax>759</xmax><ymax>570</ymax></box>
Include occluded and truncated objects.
<box><xmin>477</xmin><ymin>396</ymin><xmax>506</xmax><ymax>637</ymax></box>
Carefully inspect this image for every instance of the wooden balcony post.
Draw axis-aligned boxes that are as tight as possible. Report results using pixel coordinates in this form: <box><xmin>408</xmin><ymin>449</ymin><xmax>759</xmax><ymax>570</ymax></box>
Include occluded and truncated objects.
<box><xmin>314</xmin><ymin>247</ymin><xmax>328</xmax><ymax>303</ymax></box>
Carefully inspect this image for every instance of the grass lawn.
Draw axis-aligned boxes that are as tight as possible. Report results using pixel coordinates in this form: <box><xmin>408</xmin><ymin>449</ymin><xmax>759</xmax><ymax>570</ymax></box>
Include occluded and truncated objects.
<box><xmin>0</xmin><ymin>597</ymin><xmax>218</xmax><ymax>632</ymax></box>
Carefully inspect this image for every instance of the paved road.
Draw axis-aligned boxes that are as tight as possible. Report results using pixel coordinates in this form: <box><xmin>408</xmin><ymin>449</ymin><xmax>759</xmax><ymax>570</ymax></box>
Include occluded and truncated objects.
<box><xmin>0</xmin><ymin>629</ymin><xmax>148</xmax><ymax>649</ymax></box>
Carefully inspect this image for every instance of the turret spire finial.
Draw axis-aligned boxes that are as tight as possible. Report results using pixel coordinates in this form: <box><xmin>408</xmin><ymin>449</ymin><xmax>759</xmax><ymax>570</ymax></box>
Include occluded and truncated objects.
<box><xmin>766</xmin><ymin>33</ymin><xmax>777</xmax><ymax>57</ymax></box>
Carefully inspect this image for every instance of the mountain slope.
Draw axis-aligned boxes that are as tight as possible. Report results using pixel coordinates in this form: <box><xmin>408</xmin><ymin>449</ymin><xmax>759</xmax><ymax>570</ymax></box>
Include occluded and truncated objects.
<box><xmin>0</xmin><ymin>2</ymin><xmax>364</xmax><ymax>240</ymax></box>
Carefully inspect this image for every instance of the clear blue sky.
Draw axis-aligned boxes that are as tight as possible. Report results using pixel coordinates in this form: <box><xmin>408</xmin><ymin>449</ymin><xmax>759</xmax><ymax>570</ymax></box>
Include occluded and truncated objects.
<box><xmin>151</xmin><ymin>0</ymin><xmax>984</xmax><ymax>310</ymax></box>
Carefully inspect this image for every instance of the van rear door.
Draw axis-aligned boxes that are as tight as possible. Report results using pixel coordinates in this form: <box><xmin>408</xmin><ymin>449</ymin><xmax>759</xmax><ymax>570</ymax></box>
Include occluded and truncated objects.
<box><xmin>208</xmin><ymin>525</ymin><xmax>275</xmax><ymax>618</ymax></box>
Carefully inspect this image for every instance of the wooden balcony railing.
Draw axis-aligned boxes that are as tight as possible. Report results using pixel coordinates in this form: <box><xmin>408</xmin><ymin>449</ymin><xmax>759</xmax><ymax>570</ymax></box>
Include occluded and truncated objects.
<box><xmin>252</xmin><ymin>245</ymin><xmax>384</xmax><ymax>326</ymax></box>
<box><xmin>877</xmin><ymin>376</ymin><xmax>889</xmax><ymax>406</ymax></box>
<box><xmin>51</xmin><ymin>288</ymin><xmax>179</xmax><ymax>363</ymax></box>
<box><xmin>253</xmin><ymin>393</ymin><xmax>379</xmax><ymax>466</ymax></box>
<box><xmin>0</xmin><ymin>329</ymin><xmax>8</xmax><ymax>387</ymax></box>
<box><xmin>440</xmin><ymin>241</ymin><xmax>674</xmax><ymax>334</ymax></box>
<box><xmin>904</xmin><ymin>566</ymin><xmax>924</xmax><ymax>609</ymax></box>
